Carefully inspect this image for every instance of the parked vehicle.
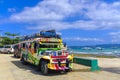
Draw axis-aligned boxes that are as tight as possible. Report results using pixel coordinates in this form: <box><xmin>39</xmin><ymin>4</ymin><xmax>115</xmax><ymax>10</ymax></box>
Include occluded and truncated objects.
<box><xmin>2</xmin><ymin>45</ymin><xmax>14</xmax><ymax>54</ymax></box>
<box><xmin>20</xmin><ymin>30</ymin><xmax>73</xmax><ymax>74</ymax></box>
<box><xmin>0</xmin><ymin>46</ymin><xmax>4</xmax><ymax>53</ymax></box>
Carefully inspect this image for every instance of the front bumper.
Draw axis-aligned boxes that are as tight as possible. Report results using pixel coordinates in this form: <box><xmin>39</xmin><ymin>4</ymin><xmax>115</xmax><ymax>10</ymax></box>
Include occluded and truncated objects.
<box><xmin>47</xmin><ymin>63</ymin><xmax>73</xmax><ymax>70</ymax></box>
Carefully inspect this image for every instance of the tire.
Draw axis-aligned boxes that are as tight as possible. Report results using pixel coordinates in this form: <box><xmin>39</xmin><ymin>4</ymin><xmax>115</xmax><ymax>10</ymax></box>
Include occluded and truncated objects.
<box><xmin>40</xmin><ymin>61</ymin><xmax>48</xmax><ymax>75</ymax></box>
<box><xmin>7</xmin><ymin>51</ymin><xmax>10</xmax><ymax>54</ymax></box>
<box><xmin>14</xmin><ymin>53</ymin><xmax>16</xmax><ymax>57</ymax></box>
<box><xmin>65</xmin><ymin>69</ymin><xmax>72</xmax><ymax>72</ymax></box>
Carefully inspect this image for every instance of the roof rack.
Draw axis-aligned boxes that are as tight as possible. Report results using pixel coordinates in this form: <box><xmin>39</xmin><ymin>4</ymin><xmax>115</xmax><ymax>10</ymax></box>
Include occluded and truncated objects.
<box><xmin>20</xmin><ymin>30</ymin><xmax>61</xmax><ymax>41</ymax></box>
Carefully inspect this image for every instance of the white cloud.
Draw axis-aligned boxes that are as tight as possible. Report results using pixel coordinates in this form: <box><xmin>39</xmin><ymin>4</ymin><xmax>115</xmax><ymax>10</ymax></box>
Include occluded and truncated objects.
<box><xmin>10</xmin><ymin>0</ymin><xmax>76</xmax><ymax>22</ymax></box>
<box><xmin>109</xmin><ymin>31</ymin><xmax>120</xmax><ymax>43</ymax></box>
<box><xmin>63</xmin><ymin>37</ymin><xmax>104</xmax><ymax>42</ymax></box>
<box><xmin>9</xmin><ymin>0</ymin><xmax>120</xmax><ymax>30</ymax></box>
<box><xmin>109</xmin><ymin>31</ymin><xmax>120</xmax><ymax>36</ymax></box>
<box><xmin>26</xmin><ymin>20</ymin><xmax>102</xmax><ymax>30</ymax></box>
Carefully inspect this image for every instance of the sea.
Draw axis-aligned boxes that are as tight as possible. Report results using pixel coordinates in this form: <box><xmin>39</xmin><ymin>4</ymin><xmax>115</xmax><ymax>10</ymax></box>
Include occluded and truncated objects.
<box><xmin>68</xmin><ymin>46</ymin><xmax>120</xmax><ymax>57</ymax></box>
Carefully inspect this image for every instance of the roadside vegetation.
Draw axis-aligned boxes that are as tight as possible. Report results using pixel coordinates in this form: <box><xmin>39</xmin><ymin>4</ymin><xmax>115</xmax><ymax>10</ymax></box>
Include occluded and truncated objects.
<box><xmin>0</xmin><ymin>32</ymin><xmax>20</xmax><ymax>45</ymax></box>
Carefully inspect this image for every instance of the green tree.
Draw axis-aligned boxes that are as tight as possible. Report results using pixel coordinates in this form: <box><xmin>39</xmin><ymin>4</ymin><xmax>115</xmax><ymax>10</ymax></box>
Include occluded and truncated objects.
<box><xmin>5</xmin><ymin>32</ymin><xmax>19</xmax><ymax>38</ymax></box>
<box><xmin>4</xmin><ymin>32</ymin><xmax>20</xmax><ymax>44</ymax></box>
<box><xmin>0</xmin><ymin>37</ymin><xmax>12</xmax><ymax>45</ymax></box>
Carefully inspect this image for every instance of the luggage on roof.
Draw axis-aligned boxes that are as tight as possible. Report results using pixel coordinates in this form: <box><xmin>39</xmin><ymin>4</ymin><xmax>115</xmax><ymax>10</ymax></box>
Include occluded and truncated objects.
<box><xmin>40</xmin><ymin>29</ymin><xmax>61</xmax><ymax>38</ymax></box>
<box><xmin>20</xmin><ymin>30</ymin><xmax>61</xmax><ymax>41</ymax></box>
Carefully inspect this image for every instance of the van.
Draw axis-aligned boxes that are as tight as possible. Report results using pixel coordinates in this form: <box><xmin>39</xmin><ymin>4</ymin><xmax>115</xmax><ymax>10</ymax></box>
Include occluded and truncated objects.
<box><xmin>2</xmin><ymin>45</ymin><xmax>14</xmax><ymax>54</ymax></box>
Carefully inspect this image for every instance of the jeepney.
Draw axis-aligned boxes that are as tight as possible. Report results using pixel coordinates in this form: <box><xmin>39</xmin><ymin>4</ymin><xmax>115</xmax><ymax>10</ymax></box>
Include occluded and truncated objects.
<box><xmin>20</xmin><ymin>30</ymin><xmax>73</xmax><ymax>74</ymax></box>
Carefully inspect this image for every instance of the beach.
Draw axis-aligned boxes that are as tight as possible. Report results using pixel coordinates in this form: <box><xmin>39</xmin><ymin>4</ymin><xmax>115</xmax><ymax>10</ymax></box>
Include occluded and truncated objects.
<box><xmin>69</xmin><ymin>46</ymin><xmax>120</xmax><ymax>57</ymax></box>
<box><xmin>0</xmin><ymin>53</ymin><xmax>120</xmax><ymax>80</ymax></box>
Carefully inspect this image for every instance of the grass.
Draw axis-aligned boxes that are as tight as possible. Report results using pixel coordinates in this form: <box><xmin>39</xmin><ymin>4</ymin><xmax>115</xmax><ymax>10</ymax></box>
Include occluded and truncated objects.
<box><xmin>72</xmin><ymin>53</ymin><xmax>117</xmax><ymax>58</ymax></box>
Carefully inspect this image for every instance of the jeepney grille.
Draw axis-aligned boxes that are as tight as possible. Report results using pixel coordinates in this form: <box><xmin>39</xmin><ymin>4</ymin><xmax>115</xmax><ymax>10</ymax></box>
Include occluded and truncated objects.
<box><xmin>52</xmin><ymin>58</ymin><xmax>66</xmax><ymax>63</ymax></box>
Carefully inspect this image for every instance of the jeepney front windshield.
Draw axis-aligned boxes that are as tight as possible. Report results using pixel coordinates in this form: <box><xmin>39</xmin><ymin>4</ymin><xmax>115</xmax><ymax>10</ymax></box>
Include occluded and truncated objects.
<box><xmin>39</xmin><ymin>43</ymin><xmax>62</xmax><ymax>48</ymax></box>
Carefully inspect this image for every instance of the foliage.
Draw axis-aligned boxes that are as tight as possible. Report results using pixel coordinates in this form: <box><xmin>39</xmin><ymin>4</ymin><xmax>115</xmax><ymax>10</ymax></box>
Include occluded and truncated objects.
<box><xmin>0</xmin><ymin>32</ymin><xmax>20</xmax><ymax>45</ymax></box>
<box><xmin>0</xmin><ymin>37</ymin><xmax>12</xmax><ymax>45</ymax></box>
<box><xmin>5</xmin><ymin>32</ymin><xmax>19</xmax><ymax>38</ymax></box>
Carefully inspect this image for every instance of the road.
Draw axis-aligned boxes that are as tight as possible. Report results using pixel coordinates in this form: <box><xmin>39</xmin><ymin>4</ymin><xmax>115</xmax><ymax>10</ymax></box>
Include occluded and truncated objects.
<box><xmin>0</xmin><ymin>54</ymin><xmax>120</xmax><ymax>80</ymax></box>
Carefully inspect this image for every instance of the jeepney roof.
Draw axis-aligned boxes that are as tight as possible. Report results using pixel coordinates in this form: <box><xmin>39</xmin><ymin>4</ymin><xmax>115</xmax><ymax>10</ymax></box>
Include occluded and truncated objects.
<box><xmin>19</xmin><ymin>38</ymin><xmax>61</xmax><ymax>43</ymax></box>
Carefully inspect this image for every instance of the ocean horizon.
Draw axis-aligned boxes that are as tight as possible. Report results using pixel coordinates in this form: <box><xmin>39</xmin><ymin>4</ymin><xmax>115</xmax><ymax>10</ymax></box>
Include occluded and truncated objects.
<box><xmin>68</xmin><ymin>45</ymin><xmax>120</xmax><ymax>57</ymax></box>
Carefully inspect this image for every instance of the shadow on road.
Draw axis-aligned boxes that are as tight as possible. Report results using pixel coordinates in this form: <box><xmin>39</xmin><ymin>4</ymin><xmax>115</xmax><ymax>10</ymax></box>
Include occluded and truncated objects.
<box><xmin>11</xmin><ymin>61</ymin><xmax>68</xmax><ymax>76</ymax></box>
<box><xmin>10</xmin><ymin>55</ymin><xmax>16</xmax><ymax>58</ymax></box>
<box><xmin>102</xmin><ymin>67</ymin><xmax>120</xmax><ymax>74</ymax></box>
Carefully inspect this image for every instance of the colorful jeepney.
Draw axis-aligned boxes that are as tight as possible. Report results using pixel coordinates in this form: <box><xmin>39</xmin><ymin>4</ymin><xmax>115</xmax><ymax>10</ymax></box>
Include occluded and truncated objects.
<box><xmin>20</xmin><ymin>30</ymin><xmax>73</xmax><ymax>74</ymax></box>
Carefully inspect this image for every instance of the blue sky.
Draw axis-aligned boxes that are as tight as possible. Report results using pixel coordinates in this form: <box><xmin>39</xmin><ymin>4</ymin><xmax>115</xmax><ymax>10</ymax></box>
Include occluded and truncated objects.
<box><xmin>0</xmin><ymin>0</ymin><xmax>120</xmax><ymax>46</ymax></box>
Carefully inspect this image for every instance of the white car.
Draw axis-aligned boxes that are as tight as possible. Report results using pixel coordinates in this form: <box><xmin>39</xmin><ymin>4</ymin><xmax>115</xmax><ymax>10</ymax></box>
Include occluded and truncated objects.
<box><xmin>2</xmin><ymin>45</ymin><xmax>14</xmax><ymax>54</ymax></box>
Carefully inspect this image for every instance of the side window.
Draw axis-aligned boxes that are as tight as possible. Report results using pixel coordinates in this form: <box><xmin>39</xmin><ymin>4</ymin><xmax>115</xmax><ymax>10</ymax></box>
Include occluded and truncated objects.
<box><xmin>34</xmin><ymin>42</ymin><xmax>38</xmax><ymax>53</ymax></box>
<box><xmin>23</xmin><ymin>43</ymin><xmax>25</xmax><ymax>48</ymax></box>
<box><xmin>54</xmin><ymin>45</ymin><xmax>57</xmax><ymax>48</ymax></box>
<box><xmin>15</xmin><ymin>45</ymin><xmax>18</xmax><ymax>49</ymax></box>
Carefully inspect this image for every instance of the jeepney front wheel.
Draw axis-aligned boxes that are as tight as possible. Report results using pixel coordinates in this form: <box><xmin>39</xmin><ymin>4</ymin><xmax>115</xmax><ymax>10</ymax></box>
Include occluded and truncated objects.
<box><xmin>40</xmin><ymin>61</ymin><xmax>48</xmax><ymax>75</ymax></box>
<box><xmin>65</xmin><ymin>68</ymin><xmax>72</xmax><ymax>72</ymax></box>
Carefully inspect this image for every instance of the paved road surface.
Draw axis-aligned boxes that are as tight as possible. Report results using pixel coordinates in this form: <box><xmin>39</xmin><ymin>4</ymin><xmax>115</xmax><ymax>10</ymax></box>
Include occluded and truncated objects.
<box><xmin>0</xmin><ymin>54</ymin><xmax>120</xmax><ymax>80</ymax></box>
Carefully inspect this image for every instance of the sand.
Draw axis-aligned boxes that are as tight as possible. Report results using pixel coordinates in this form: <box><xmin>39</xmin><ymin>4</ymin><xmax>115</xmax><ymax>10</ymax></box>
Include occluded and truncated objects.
<box><xmin>0</xmin><ymin>53</ymin><xmax>120</xmax><ymax>80</ymax></box>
